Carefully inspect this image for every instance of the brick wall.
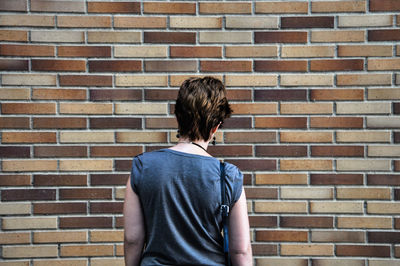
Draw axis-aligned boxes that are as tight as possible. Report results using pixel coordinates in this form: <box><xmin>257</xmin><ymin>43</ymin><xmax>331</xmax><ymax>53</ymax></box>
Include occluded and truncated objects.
<box><xmin>1</xmin><ymin>0</ymin><xmax>400</xmax><ymax>265</ymax></box>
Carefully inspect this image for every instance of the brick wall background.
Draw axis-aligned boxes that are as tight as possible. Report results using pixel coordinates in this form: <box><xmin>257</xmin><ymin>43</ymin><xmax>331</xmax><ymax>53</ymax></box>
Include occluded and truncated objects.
<box><xmin>1</xmin><ymin>0</ymin><xmax>400</xmax><ymax>265</ymax></box>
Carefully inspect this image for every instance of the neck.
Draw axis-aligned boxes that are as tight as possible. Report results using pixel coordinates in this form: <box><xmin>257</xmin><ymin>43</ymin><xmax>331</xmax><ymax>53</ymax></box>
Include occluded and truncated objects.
<box><xmin>177</xmin><ymin>138</ymin><xmax>209</xmax><ymax>152</ymax></box>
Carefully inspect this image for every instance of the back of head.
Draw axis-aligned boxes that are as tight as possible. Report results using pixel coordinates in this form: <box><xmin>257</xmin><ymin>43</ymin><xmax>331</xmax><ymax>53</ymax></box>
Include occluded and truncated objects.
<box><xmin>175</xmin><ymin>76</ymin><xmax>232</xmax><ymax>141</ymax></box>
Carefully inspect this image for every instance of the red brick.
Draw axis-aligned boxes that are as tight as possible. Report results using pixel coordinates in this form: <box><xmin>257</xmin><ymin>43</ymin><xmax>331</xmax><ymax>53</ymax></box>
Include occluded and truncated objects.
<box><xmin>311</xmin><ymin>59</ymin><xmax>364</xmax><ymax>71</ymax></box>
<box><xmin>281</xmin><ymin>16</ymin><xmax>334</xmax><ymax>28</ymax></box>
<box><xmin>90</xmin><ymin>89</ymin><xmax>142</xmax><ymax>101</ymax></box>
<box><xmin>33</xmin><ymin>89</ymin><xmax>87</xmax><ymax>100</ymax></box>
<box><xmin>311</xmin><ymin>174</ymin><xmax>363</xmax><ymax>185</ymax></box>
<box><xmin>144</xmin><ymin>2</ymin><xmax>196</xmax><ymax>14</ymax></box>
<box><xmin>34</xmin><ymin>174</ymin><xmax>87</xmax><ymax>186</ymax></box>
<box><xmin>226</xmin><ymin>90</ymin><xmax>252</xmax><ymax>101</ymax></box>
<box><xmin>145</xmin><ymin>60</ymin><xmax>196</xmax><ymax>72</ymax></box>
<box><xmin>370</xmin><ymin>0</ymin><xmax>400</xmax><ymax>11</ymax></box>
<box><xmin>311</xmin><ymin>146</ymin><xmax>364</xmax><ymax>157</ymax></box>
<box><xmin>31</xmin><ymin>0</ymin><xmax>85</xmax><ymax>12</ymax></box>
<box><xmin>90</xmin><ymin>118</ymin><xmax>141</xmax><ymax>129</ymax></box>
<box><xmin>0</xmin><ymin>0</ymin><xmax>27</xmax><ymax>11</ymax></box>
<box><xmin>91</xmin><ymin>174</ymin><xmax>129</xmax><ymax>186</ymax></box>
<box><xmin>255</xmin><ymin>89</ymin><xmax>307</xmax><ymax>101</ymax></box>
<box><xmin>59</xmin><ymin>75</ymin><xmax>112</xmax><ymax>87</ymax></box>
<box><xmin>88</xmin><ymin>2</ymin><xmax>140</xmax><ymax>13</ymax></box>
<box><xmin>0</xmin><ymin>30</ymin><xmax>27</xmax><ymax>42</ymax></box>
<box><xmin>145</xmin><ymin>89</ymin><xmax>178</xmax><ymax>101</ymax></box>
<box><xmin>252</xmin><ymin>244</ymin><xmax>278</xmax><ymax>256</ymax></box>
<box><xmin>34</xmin><ymin>203</ymin><xmax>86</xmax><ymax>214</ymax></box>
<box><xmin>226</xmin><ymin>159</ymin><xmax>276</xmax><ymax>171</ymax></box>
<box><xmin>249</xmin><ymin>216</ymin><xmax>278</xmax><ymax>228</ymax></box>
<box><xmin>0</xmin><ymin>146</ymin><xmax>30</xmax><ymax>158</ymax></box>
<box><xmin>2</xmin><ymin>132</ymin><xmax>56</xmax><ymax>143</ymax></box>
<box><xmin>256</xmin><ymin>230</ymin><xmax>308</xmax><ymax>242</ymax></box>
<box><xmin>170</xmin><ymin>46</ymin><xmax>222</xmax><ymax>58</ymax></box>
<box><xmin>245</xmin><ymin>188</ymin><xmax>278</xmax><ymax>199</ymax></box>
<box><xmin>90</xmin><ymin>202</ymin><xmax>123</xmax><ymax>214</ymax></box>
<box><xmin>256</xmin><ymin>117</ymin><xmax>307</xmax><ymax>128</ymax></box>
<box><xmin>201</xmin><ymin>60</ymin><xmax>252</xmax><ymax>72</ymax></box>
<box><xmin>255</xmin><ymin>60</ymin><xmax>307</xmax><ymax>72</ymax></box>
<box><xmin>1</xmin><ymin>103</ymin><xmax>55</xmax><ymax>114</ymax></box>
<box><xmin>0</xmin><ymin>174</ymin><xmax>30</xmax><ymax>186</ymax></box>
<box><xmin>256</xmin><ymin>146</ymin><xmax>307</xmax><ymax>157</ymax></box>
<box><xmin>0</xmin><ymin>117</ymin><xmax>30</xmax><ymax>129</ymax></box>
<box><xmin>33</xmin><ymin>118</ymin><xmax>86</xmax><ymax>129</ymax></box>
<box><xmin>60</xmin><ymin>188</ymin><xmax>112</xmax><ymax>200</ymax></box>
<box><xmin>0</xmin><ymin>44</ymin><xmax>54</xmax><ymax>56</ymax></box>
<box><xmin>336</xmin><ymin>245</ymin><xmax>390</xmax><ymax>257</ymax></box>
<box><xmin>90</xmin><ymin>146</ymin><xmax>142</xmax><ymax>157</ymax></box>
<box><xmin>369</xmin><ymin>30</ymin><xmax>400</xmax><ymax>41</ymax></box>
<box><xmin>34</xmin><ymin>146</ymin><xmax>87</xmax><ymax>158</ymax></box>
<box><xmin>2</xmin><ymin>189</ymin><xmax>56</xmax><ymax>201</ymax></box>
<box><xmin>367</xmin><ymin>174</ymin><xmax>400</xmax><ymax>185</ymax></box>
<box><xmin>32</xmin><ymin>59</ymin><xmax>86</xmax><ymax>72</ymax></box>
<box><xmin>144</xmin><ymin>32</ymin><xmax>196</xmax><ymax>44</ymax></box>
<box><xmin>58</xmin><ymin>46</ymin><xmax>111</xmax><ymax>57</ymax></box>
<box><xmin>310</xmin><ymin>89</ymin><xmax>364</xmax><ymax>101</ymax></box>
<box><xmin>208</xmin><ymin>145</ymin><xmax>253</xmax><ymax>157</ymax></box>
<box><xmin>89</xmin><ymin>60</ymin><xmax>141</xmax><ymax>72</ymax></box>
<box><xmin>0</xmin><ymin>59</ymin><xmax>28</xmax><ymax>71</ymax></box>
<box><xmin>280</xmin><ymin>216</ymin><xmax>334</xmax><ymax>228</ymax></box>
<box><xmin>310</xmin><ymin>117</ymin><xmax>363</xmax><ymax>128</ymax></box>
<box><xmin>255</xmin><ymin>31</ymin><xmax>307</xmax><ymax>43</ymax></box>
<box><xmin>60</xmin><ymin>217</ymin><xmax>112</xmax><ymax>229</ymax></box>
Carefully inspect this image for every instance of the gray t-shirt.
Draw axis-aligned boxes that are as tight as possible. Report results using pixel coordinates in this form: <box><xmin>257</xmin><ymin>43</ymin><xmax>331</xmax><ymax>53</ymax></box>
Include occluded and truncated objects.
<box><xmin>130</xmin><ymin>148</ymin><xmax>243</xmax><ymax>265</ymax></box>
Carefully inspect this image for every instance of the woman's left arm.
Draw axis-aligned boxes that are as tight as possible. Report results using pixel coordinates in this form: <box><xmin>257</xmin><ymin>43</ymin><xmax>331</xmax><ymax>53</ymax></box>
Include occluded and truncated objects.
<box><xmin>123</xmin><ymin>176</ymin><xmax>145</xmax><ymax>266</ymax></box>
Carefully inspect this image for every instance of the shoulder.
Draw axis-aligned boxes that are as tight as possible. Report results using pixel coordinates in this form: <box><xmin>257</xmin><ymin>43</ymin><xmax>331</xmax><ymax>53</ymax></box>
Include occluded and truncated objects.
<box><xmin>223</xmin><ymin>162</ymin><xmax>243</xmax><ymax>182</ymax></box>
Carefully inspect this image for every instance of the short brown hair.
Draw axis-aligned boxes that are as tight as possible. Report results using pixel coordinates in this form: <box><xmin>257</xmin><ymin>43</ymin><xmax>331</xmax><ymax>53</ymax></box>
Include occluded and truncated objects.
<box><xmin>175</xmin><ymin>76</ymin><xmax>232</xmax><ymax>141</ymax></box>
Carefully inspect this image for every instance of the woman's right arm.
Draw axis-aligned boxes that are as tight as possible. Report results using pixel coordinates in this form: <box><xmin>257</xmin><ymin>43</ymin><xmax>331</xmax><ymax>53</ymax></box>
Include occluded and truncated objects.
<box><xmin>229</xmin><ymin>188</ymin><xmax>253</xmax><ymax>266</ymax></box>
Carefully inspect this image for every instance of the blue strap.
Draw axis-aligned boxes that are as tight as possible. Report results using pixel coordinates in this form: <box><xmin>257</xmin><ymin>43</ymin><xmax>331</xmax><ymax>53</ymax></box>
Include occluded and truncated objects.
<box><xmin>220</xmin><ymin>162</ymin><xmax>231</xmax><ymax>266</ymax></box>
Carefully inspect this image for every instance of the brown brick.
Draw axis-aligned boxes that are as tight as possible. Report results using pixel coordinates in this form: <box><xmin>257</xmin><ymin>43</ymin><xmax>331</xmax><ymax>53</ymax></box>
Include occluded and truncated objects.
<box><xmin>199</xmin><ymin>2</ymin><xmax>251</xmax><ymax>14</ymax></box>
<box><xmin>60</xmin><ymin>217</ymin><xmax>112</xmax><ymax>229</ymax></box>
<box><xmin>226</xmin><ymin>90</ymin><xmax>252</xmax><ymax>101</ymax></box>
<box><xmin>89</xmin><ymin>60</ymin><xmax>141</xmax><ymax>72</ymax></box>
<box><xmin>255</xmin><ymin>117</ymin><xmax>307</xmax><ymax>128</ymax></box>
<box><xmin>90</xmin><ymin>146</ymin><xmax>142</xmax><ymax>157</ymax></box>
<box><xmin>252</xmin><ymin>244</ymin><xmax>278</xmax><ymax>256</ymax></box>
<box><xmin>336</xmin><ymin>245</ymin><xmax>390</xmax><ymax>257</ymax></box>
<box><xmin>255</xmin><ymin>31</ymin><xmax>307</xmax><ymax>43</ymax></box>
<box><xmin>225</xmin><ymin>132</ymin><xmax>276</xmax><ymax>143</ymax></box>
<box><xmin>145</xmin><ymin>60</ymin><xmax>196</xmax><ymax>72</ymax></box>
<box><xmin>34</xmin><ymin>174</ymin><xmax>87</xmax><ymax>186</ymax></box>
<box><xmin>368</xmin><ymin>232</ymin><xmax>400</xmax><ymax>243</ymax></box>
<box><xmin>395</xmin><ymin>132</ymin><xmax>400</xmax><ymax>143</ymax></box>
<box><xmin>223</xmin><ymin>117</ymin><xmax>252</xmax><ymax>129</ymax></box>
<box><xmin>91</xmin><ymin>174</ymin><xmax>129</xmax><ymax>186</ymax></box>
<box><xmin>310</xmin><ymin>117</ymin><xmax>363</xmax><ymax>128</ymax></box>
<box><xmin>33</xmin><ymin>203</ymin><xmax>86</xmax><ymax>214</ymax></box>
<box><xmin>201</xmin><ymin>60</ymin><xmax>252</xmax><ymax>72</ymax></box>
<box><xmin>88</xmin><ymin>31</ymin><xmax>140</xmax><ymax>43</ymax></box>
<box><xmin>394</xmin><ymin>102</ymin><xmax>400</xmax><ymax>114</ymax></box>
<box><xmin>146</xmin><ymin>118</ymin><xmax>177</xmax><ymax>129</ymax></box>
<box><xmin>249</xmin><ymin>216</ymin><xmax>278</xmax><ymax>228</ymax></box>
<box><xmin>33</xmin><ymin>232</ymin><xmax>87</xmax><ymax>244</ymax></box>
<box><xmin>59</xmin><ymin>75</ymin><xmax>112</xmax><ymax>87</ymax></box>
<box><xmin>34</xmin><ymin>146</ymin><xmax>87</xmax><ymax>158</ymax></box>
<box><xmin>115</xmin><ymin>159</ymin><xmax>131</xmax><ymax>171</ymax></box>
<box><xmin>2</xmin><ymin>132</ymin><xmax>56</xmax><ymax>144</ymax></box>
<box><xmin>369</xmin><ymin>30</ymin><xmax>400</xmax><ymax>41</ymax></box>
<box><xmin>144</xmin><ymin>32</ymin><xmax>195</xmax><ymax>44</ymax></box>
<box><xmin>0</xmin><ymin>117</ymin><xmax>30</xmax><ymax>129</ymax></box>
<box><xmin>0</xmin><ymin>0</ymin><xmax>27</xmax><ymax>11</ymax></box>
<box><xmin>255</xmin><ymin>60</ymin><xmax>307</xmax><ymax>72</ymax></box>
<box><xmin>60</xmin><ymin>244</ymin><xmax>113</xmax><ymax>257</ymax></box>
<box><xmin>33</xmin><ymin>89</ymin><xmax>86</xmax><ymax>100</ymax></box>
<box><xmin>208</xmin><ymin>145</ymin><xmax>253</xmax><ymax>157</ymax></box>
<box><xmin>280</xmin><ymin>216</ymin><xmax>333</xmax><ymax>228</ymax></box>
<box><xmin>170</xmin><ymin>46</ymin><xmax>222</xmax><ymax>58</ymax></box>
<box><xmin>0</xmin><ymin>44</ymin><xmax>54</xmax><ymax>56</ymax></box>
<box><xmin>2</xmin><ymin>189</ymin><xmax>56</xmax><ymax>201</ymax></box>
<box><xmin>31</xmin><ymin>0</ymin><xmax>85</xmax><ymax>12</ymax></box>
<box><xmin>0</xmin><ymin>59</ymin><xmax>28</xmax><ymax>71</ymax></box>
<box><xmin>257</xmin><ymin>89</ymin><xmax>307</xmax><ymax>101</ymax></box>
<box><xmin>0</xmin><ymin>30</ymin><xmax>28</xmax><ymax>42</ymax></box>
<box><xmin>256</xmin><ymin>173</ymin><xmax>308</xmax><ymax>185</ymax></box>
<box><xmin>368</xmin><ymin>174</ymin><xmax>400</xmax><ymax>185</ymax></box>
<box><xmin>88</xmin><ymin>2</ymin><xmax>140</xmax><ymax>13</ymax></box>
<box><xmin>256</xmin><ymin>2</ymin><xmax>308</xmax><ymax>14</ymax></box>
<box><xmin>115</xmin><ymin>17</ymin><xmax>166</xmax><ymax>28</ymax></box>
<box><xmin>0</xmin><ymin>232</ymin><xmax>30</xmax><ymax>245</ymax></box>
<box><xmin>256</xmin><ymin>230</ymin><xmax>308</xmax><ymax>242</ymax></box>
<box><xmin>370</xmin><ymin>0</ymin><xmax>400</xmax><ymax>11</ymax></box>
<box><xmin>145</xmin><ymin>89</ymin><xmax>178</xmax><ymax>101</ymax></box>
<box><xmin>311</xmin><ymin>146</ymin><xmax>364</xmax><ymax>157</ymax></box>
<box><xmin>0</xmin><ymin>146</ymin><xmax>30</xmax><ymax>158</ymax></box>
<box><xmin>226</xmin><ymin>159</ymin><xmax>276</xmax><ymax>171</ymax></box>
<box><xmin>311</xmin><ymin>59</ymin><xmax>364</xmax><ymax>71</ymax></box>
<box><xmin>33</xmin><ymin>118</ymin><xmax>86</xmax><ymax>129</ymax></box>
<box><xmin>58</xmin><ymin>46</ymin><xmax>111</xmax><ymax>57</ymax></box>
<box><xmin>90</xmin><ymin>118</ymin><xmax>141</xmax><ymax>129</ymax></box>
<box><xmin>90</xmin><ymin>202</ymin><xmax>123</xmax><ymax>214</ymax></box>
<box><xmin>60</xmin><ymin>188</ymin><xmax>112</xmax><ymax>200</ymax></box>
<box><xmin>90</xmin><ymin>89</ymin><xmax>141</xmax><ymax>101</ymax></box>
<box><xmin>144</xmin><ymin>2</ymin><xmax>195</xmax><ymax>14</ymax></box>
<box><xmin>311</xmin><ymin>174</ymin><xmax>363</xmax><ymax>185</ymax></box>
<box><xmin>2</xmin><ymin>103</ymin><xmax>55</xmax><ymax>114</ymax></box>
<box><xmin>312</xmin><ymin>1</ymin><xmax>366</xmax><ymax>13</ymax></box>
<box><xmin>245</xmin><ymin>188</ymin><xmax>278</xmax><ymax>199</ymax></box>
<box><xmin>396</xmin><ymin>218</ymin><xmax>400</xmax><ymax>229</ymax></box>
<box><xmin>0</xmin><ymin>175</ymin><xmax>31</xmax><ymax>186</ymax></box>
<box><xmin>338</xmin><ymin>74</ymin><xmax>392</xmax><ymax>86</ymax></box>
<box><xmin>312</xmin><ymin>231</ymin><xmax>365</xmax><ymax>243</ymax></box>
<box><xmin>339</xmin><ymin>45</ymin><xmax>393</xmax><ymax>57</ymax></box>
<box><xmin>57</xmin><ymin>15</ymin><xmax>110</xmax><ymax>28</ymax></box>
<box><xmin>281</xmin><ymin>16</ymin><xmax>334</xmax><ymax>28</ymax></box>
<box><xmin>256</xmin><ymin>145</ymin><xmax>307</xmax><ymax>157</ymax></box>
<box><xmin>311</xmin><ymin>89</ymin><xmax>364</xmax><ymax>101</ymax></box>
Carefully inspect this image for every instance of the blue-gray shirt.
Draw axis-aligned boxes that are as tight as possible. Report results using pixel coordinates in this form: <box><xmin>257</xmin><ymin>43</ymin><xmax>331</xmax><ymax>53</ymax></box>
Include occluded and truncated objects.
<box><xmin>130</xmin><ymin>148</ymin><xmax>243</xmax><ymax>265</ymax></box>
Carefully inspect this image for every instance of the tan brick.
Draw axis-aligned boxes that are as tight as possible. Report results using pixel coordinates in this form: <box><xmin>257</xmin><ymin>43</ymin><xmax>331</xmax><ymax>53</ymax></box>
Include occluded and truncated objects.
<box><xmin>337</xmin><ymin>74</ymin><xmax>392</xmax><ymax>86</ymax></box>
<box><xmin>311</xmin><ymin>231</ymin><xmax>365</xmax><ymax>243</ymax></box>
<box><xmin>232</xmin><ymin>103</ymin><xmax>277</xmax><ymax>115</ymax></box>
<box><xmin>88</xmin><ymin>31</ymin><xmax>141</xmax><ymax>43</ymax></box>
<box><xmin>338</xmin><ymin>217</ymin><xmax>392</xmax><ymax>229</ymax></box>
<box><xmin>0</xmin><ymin>30</ymin><xmax>28</xmax><ymax>41</ymax></box>
<box><xmin>169</xmin><ymin>74</ymin><xmax>223</xmax><ymax>87</ymax></box>
<box><xmin>281</xmin><ymin>160</ymin><xmax>333</xmax><ymax>171</ymax></box>
<box><xmin>116</xmin><ymin>75</ymin><xmax>168</xmax><ymax>87</ymax></box>
<box><xmin>2</xmin><ymin>160</ymin><xmax>57</xmax><ymax>172</ymax></box>
<box><xmin>367</xmin><ymin>202</ymin><xmax>400</xmax><ymax>214</ymax></box>
<box><xmin>255</xmin><ymin>201</ymin><xmax>307</xmax><ymax>213</ymax></box>
<box><xmin>114</xmin><ymin>46</ymin><xmax>167</xmax><ymax>58</ymax></box>
<box><xmin>58</xmin><ymin>16</ymin><xmax>111</xmax><ymax>28</ymax></box>
<box><xmin>60</xmin><ymin>103</ymin><xmax>112</xmax><ymax>114</ymax></box>
<box><xmin>311</xmin><ymin>31</ymin><xmax>365</xmax><ymax>42</ymax></box>
<box><xmin>225</xmin><ymin>74</ymin><xmax>277</xmax><ymax>87</ymax></box>
<box><xmin>114</xmin><ymin>17</ymin><xmax>166</xmax><ymax>28</ymax></box>
<box><xmin>369</xmin><ymin>260</ymin><xmax>400</xmax><ymax>266</ymax></box>
<box><xmin>224</xmin><ymin>132</ymin><xmax>276</xmax><ymax>143</ymax></box>
<box><xmin>170</xmin><ymin>17</ymin><xmax>222</xmax><ymax>28</ymax></box>
<box><xmin>91</xmin><ymin>258</ymin><xmax>124</xmax><ymax>266</ymax></box>
<box><xmin>312</xmin><ymin>1</ymin><xmax>366</xmax><ymax>13</ymax></box>
<box><xmin>369</xmin><ymin>59</ymin><xmax>400</xmax><ymax>71</ymax></box>
<box><xmin>281</xmin><ymin>244</ymin><xmax>334</xmax><ymax>256</ymax></box>
<box><xmin>0</xmin><ymin>88</ymin><xmax>30</xmax><ymax>100</ymax></box>
<box><xmin>90</xmin><ymin>230</ymin><xmax>123</xmax><ymax>242</ymax></box>
<box><xmin>60</xmin><ymin>244</ymin><xmax>113</xmax><ymax>257</ymax></box>
<box><xmin>281</xmin><ymin>74</ymin><xmax>333</xmax><ymax>86</ymax></box>
<box><xmin>281</xmin><ymin>103</ymin><xmax>333</xmax><ymax>114</ymax></box>
<box><xmin>256</xmin><ymin>174</ymin><xmax>308</xmax><ymax>185</ymax></box>
<box><xmin>0</xmin><ymin>15</ymin><xmax>54</xmax><ymax>27</ymax></box>
<box><xmin>0</xmin><ymin>203</ymin><xmax>31</xmax><ymax>215</ymax></box>
<box><xmin>369</xmin><ymin>117</ymin><xmax>400</xmax><ymax>128</ymax></box>
<box><xmin>368</xmin><ymin>89</ymin><xmax>400</xmax><ymax>100</ymax></box>
<box><xmin>337</xmin><ymin>103</ymin><xmax>391</xmax><ymax>114</ymax></box>
<box><xmin>281</xmin><ymin>188</ymin><xmax>333</xmax><ymax>199</ymax></box>
<box><xmin>33</xmin><ymin>231</ymin><xmax>87</xmax><ymax>243</ymax></box>
<box><xmin>339</xmin><ymin>15</ymin><xmax>392</xmax><ymax>27</ymax></box>
<box><xmin>339</xmin><ymin>45</ymin><xmax>393</xmax><ymax>57</ymax></box>
<box><xmin>199</xmin><ymin>32</ymin><xmax>252</xmax><ymax>43</ymax></box>
<box><xmin>60</xmin><ymin>132</ymin><xmax>113</xmax><ymax>143</ymax></box>
<box><xmin>256</xmin><ymin>258</ymin><xmax>308</xmax><ymax>266</ymax></box>
<box><xmin>0</xmin><ymin>261</ymin><xmax>29</xmax><ymax>266</ymax></box>
<box><xmin>115</xmin><ymin>103</ymin><xmax>167</xmax><ymax>115</ymax></box>
<box><xmin>226</xmin><ymin>17</ymin><xmax>278</xmax><ymax>29</ymax></box>
<box><xmin>225</xmin><ymin>46</ymin><xmax>277</xmax><ymax>58</ymax></box>
<box><xmin>281</xmin><ymin>132</ymin><xmax>333</xmax><ymax>143</ymax></box>
<box><xmin>337</xmin><ymin>160</ymin><xmax>391</xmax><ymax>171</ymax></box>
<box><xmin>117</xmin><ymin>132</ymin><xmax>167</xmax><ymax>143</ymax></box>
<box><xmin>369</xmin><ymin>145</ymin><xmax>400</xmax><ymax>157</ymax></box>
<box><xmin>2</xmin><ymin>217</ymin><xmax>57</xmax><ymax>230</ymax></box>
<box><xmin>200</xmin><ymin>2</ymin><xmax>251</xmax><ymax>14</ymax></box>
<box><xmin>282</xmin><ymin>46</ymin><xmax>335</xmax><ymax>58</ymax></box>
<box><xmin>310</xmin><ymin>201</ymin><xmax>363</xmax><ymax>213</ymax></box>
<box><xmin>143</xmin><ymin>2</ymin><xmax>195</xmax><ymax>14</ymax></box>
<box><xmin>3</xmin><ymin>245</ymin><xmax>58</xmax><ymax>258</ymax></box>
<box><xmin>115</xmin><ymin>244</ymin><xmax>123</xmax><ymax>256</ymax></box>
<box><xmin>59</xmin><ymin>160</ymin><xmax>112</xmax><ymax>171</ymax></box>
<box><xmin>31</xmin><ymin>0</ymin><xmax>85</xmax><ymax>12</ymax></box>
<box><xmin>115</xmin><ymin>188</ymin><xmax>125</xmax><ymax>200</ymax></box>
<box><xmin>31</xmin><ymin>30</ymin><xmax>84</xmax><ymax>43</ymax></box>
<box><xmin>0</xmin><ymin>232</ymin><xmax>30</xmax><ymax>244</ymax></box>
<box><xmin>337</xmin><ymin>188</ymin><xmax>391</xmax><ymax>200</ymax></box>
<box><xmin>256</xmin><ymin>2</ymin><xmax>308</xmax><ymax>14</ymax></box>
<box><xmin>312</xmin><ymin>259</ymin><xmax>365</xmax><ymax>266</ymax></box>
<box><xmin>2</xmin><ymin>74</ymin><xmax>56</xmax><ymax>86</ymax></box>
<box><xmin>337</xmin><ymin>131</ymin><xmax>390</xmax><ymax>143</ymax></box>
<box><xmin>33</xmin><ymin>260</ymin><xmax>88</xmax><ymax>266</ymax></box>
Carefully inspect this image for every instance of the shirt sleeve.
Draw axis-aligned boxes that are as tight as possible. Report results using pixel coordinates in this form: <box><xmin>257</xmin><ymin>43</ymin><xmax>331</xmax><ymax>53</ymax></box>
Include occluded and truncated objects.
<box><xmin>224</xmin><ymin>162</ymin><xmax>244</xmax><ymax>207</ymax></box>
<box><xmin>130</xmin><ymin>155</ymin><xmax>143</xmax><ymax>194</ymax></box>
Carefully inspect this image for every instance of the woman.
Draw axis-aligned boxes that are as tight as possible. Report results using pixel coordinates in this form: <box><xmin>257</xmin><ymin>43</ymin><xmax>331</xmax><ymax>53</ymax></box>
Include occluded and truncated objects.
<box><xmin>123</xmin><ymin>77</ymin><xmax>252</xmax><ymax>266</ymax></box>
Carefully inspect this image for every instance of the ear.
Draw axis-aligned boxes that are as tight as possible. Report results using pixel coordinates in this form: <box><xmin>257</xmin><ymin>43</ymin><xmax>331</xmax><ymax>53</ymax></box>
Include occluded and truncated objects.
<box><xmin>211</xmin><ymin>122</ymin><xmax>221</xmax><ymax>135</ymax></box>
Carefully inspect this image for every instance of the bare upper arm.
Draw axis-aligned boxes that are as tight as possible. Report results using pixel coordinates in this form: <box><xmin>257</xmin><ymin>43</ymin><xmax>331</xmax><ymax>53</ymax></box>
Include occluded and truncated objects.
<box><xmin>123</xmin><ymin>177</ymin><xmax>145</xmax><ymax>244</ymax></box>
